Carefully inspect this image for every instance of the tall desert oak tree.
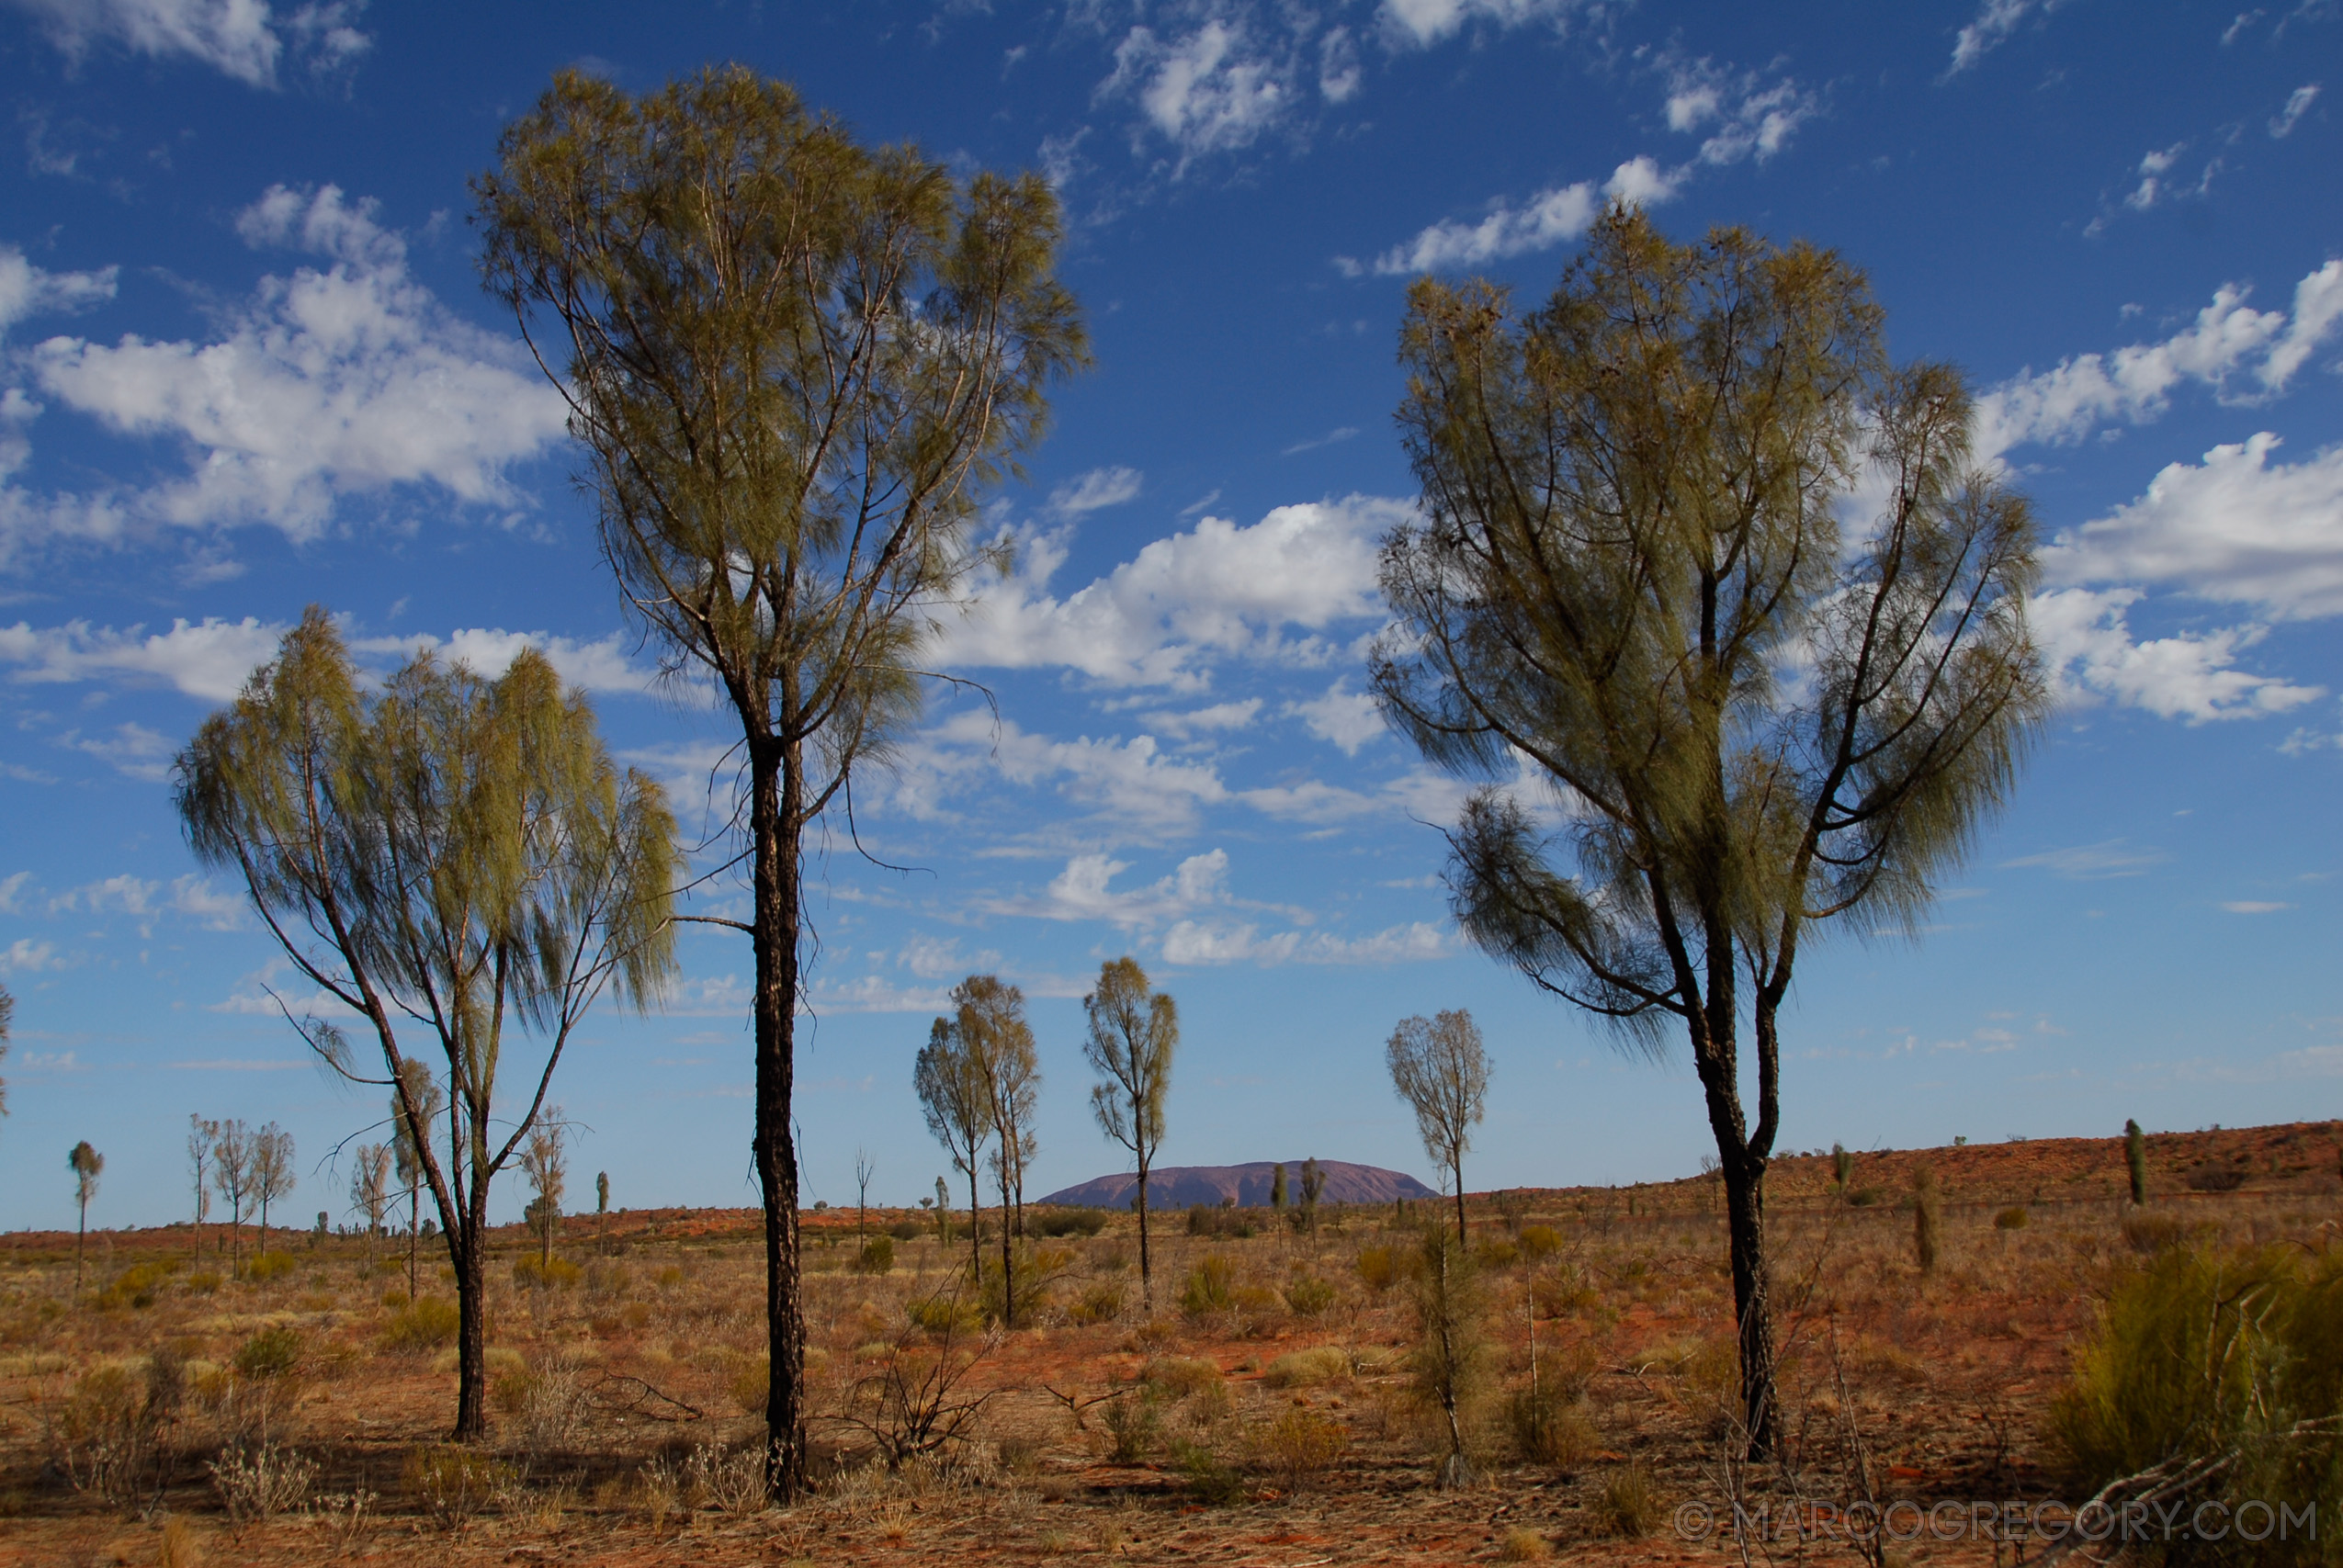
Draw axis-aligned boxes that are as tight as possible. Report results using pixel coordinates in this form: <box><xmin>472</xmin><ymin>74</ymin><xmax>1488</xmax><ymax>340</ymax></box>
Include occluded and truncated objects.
<box><xmin>1374</xmin><ymin>209</ymin><xmax>2047</xmax><ymax>1454</ymax></box>
<box><xmin>175</xmin><ymin>611</ymin><xmax>679</xmax><ymax>1440</ymax></box>
<box><xmin>1081</xmin><ymin>958</ymin><xmax>1177</xmax><ymax>1310</ymax></box>
<box><xmin>475</xmin><ymin>67</ymin><xmax>1085</xmax><ymax>1495</ymax></box>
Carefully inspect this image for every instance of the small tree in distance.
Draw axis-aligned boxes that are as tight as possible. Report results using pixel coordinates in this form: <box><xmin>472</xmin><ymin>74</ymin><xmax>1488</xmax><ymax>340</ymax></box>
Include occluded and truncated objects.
<box><xmin>352</xmin><ymin>1143</ymin><xmax>391</xmax><ymax>1270</ymax></box>
<box><xmin>1081</xmin><ymin>957</ymin><xmax>1177</xmax><ymax>1310</ymax></box>
<box><xmin>522</xmin><ymin>1118</ymin><xmax>567</xmax><ymax>1267</ymax></box>
<box><xmin>187</xmin><ymin>1115</ymin><xmax>218</xmax><ymax>1259</ymax></box>
<box><xmin>1300</xmin><ymin>1156</ymin><xmax>1327</xmax><ymax>1238</ymax></box>
<box><xmin>391</xmin><ymin>1061</ymin><xmax>443</xmax><ymax>1302</ymax></box>
<box><xmin>916</xmin><ymin>1018</ymin><xmax>992</xmax><ymax>1283</ymax></box>
<box><xmin>213</xmin><ymin>1119</ymin><xmax>252</xmax><ymax>1270</ymax></box>
<box><xmin>1387</xmin><ymin>1010</ymin><xmax>1490</xmax><ymax>1243</ymax></box>
<box><xmin>251</xmin><ymin>1122</ymin><xmax>295</xmax><ymax>1259</ymax></box>
<box><xmin>68</xmin><ymin>1140</ymin><xmax>102</xmax><ymax>1291</ymax></box>
<box><xmin>596</xmin><ymin>1170</ymin><xmax>610</xmax><ymax>1252</ymax></box>
<box><xmin>962</xmin><ymin>976</ymin><xmax>1039</xmax><ymax>1326</ymax></box>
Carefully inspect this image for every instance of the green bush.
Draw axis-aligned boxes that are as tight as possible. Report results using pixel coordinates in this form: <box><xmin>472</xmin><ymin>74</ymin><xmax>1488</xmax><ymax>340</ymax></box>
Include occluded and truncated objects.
<box><xmin>1180</xmin><ymin>1254</ymin><xmax>1237</xmax><ymax>1316</ymax></box>
<box><xmin>95</xmin><ymin>1259</ymin><xmax>181</xmax><ymax>1311</ymax></box>
<box><xmin>383</xmin><ymin>1294</ymin><xmax>461</xmax><ymax>1350</ymax></box>
<box><xmin>1262</xmin><ymin>1346</ymin><xmax>1350</xmax><ymax>1389</ymax></box>
<box><xmin>906</xmin><ymin>1290</ymin><xmax>984</xmax><ymax>1336</ymax></box>
<box><xmin>857</xmin><ymin>1235</ymin><xmax>895</xmax><ymax>1274</ymax></box>
<box><xmin>234</xmin><ymin>1325</ymin><xmax>304</xmax><ymax>1381</ymax></box>
<box><xmin>1170</xmin><ymin>1438</ymin><xmax>1246</xmax><ymax>1505</ymax></box>
<box><xmin>243</xmin><ymin>1250</ymin><xmax>297</xmax><ymax>1283</ymax></box>
<box><xmin>2048</xmin><ymin>1244</ymin><xmax>2343</xmax><ymax>1565</ymax></box>
<box><xmin>1070</xmin><ymin>1280</ymin><xmax>1125</xmax><ymax>1325</ymax></box>
<box><xmin>1032</xmin><ymin>1208</ymin><xmax>1107</xmax><ymax>1237</ymax></box>
<box><xmin>1508</xmin><ymin>1380</ymin><xmax>1597</xmax><ymax>1469</ymax></box>
<box><xmin>1284</xmin><ymin>1274</ymin><xmax>1339</xmax><ymax>1316</ymax></box>
<box><xmin>1993</xmin><ymin>1205</ymin><xmax>2030</xmax><ymax>1231</ymax></box>
<box><xmin>1516</xmin><ymin>1224</ymin><xmax>1562</xmax><ymax>1261</ymax></box>
<box><xmin>513</xmin><ymin>1255</ymin><xmax>582</xmax><ymax>1290</ymax></box>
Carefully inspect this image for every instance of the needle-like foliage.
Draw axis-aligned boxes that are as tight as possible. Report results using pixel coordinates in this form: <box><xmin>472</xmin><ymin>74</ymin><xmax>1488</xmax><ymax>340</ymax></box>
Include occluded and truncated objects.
<box><xmin>175</xmin><ymin>608</ymin><xmax>678</xmax><ymax>1439</ymax></box>
<box><xmin>1082</xmin><ymin>957</ymin><xmax>1177</xmax><ymax>1309</ymax></box>
<box><xmin>474</xmin><ymin>66</ymin><xmax>1085</xmax><ymax>1497</ymax></box>
<box><xmin>1374</xmin><ymin>209</ymin><xmax>2048</xmax><ymax>1452</ymax></box>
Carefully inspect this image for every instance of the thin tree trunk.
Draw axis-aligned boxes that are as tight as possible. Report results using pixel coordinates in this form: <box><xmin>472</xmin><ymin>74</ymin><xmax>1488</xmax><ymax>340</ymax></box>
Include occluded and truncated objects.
<box><xmin>75</xmin><ymin>1201</ymin><xmax>87</xmax><ymax>1292</ymax></box>
<box><xmin>407</xmin><ymin>1189</ymin><xmax>419</xmax><ymax>1300</ymax></box>
<box><xmin>968</xmin><ymin>1167</ymin><xmax>982</xmax><ymax>1282</ymax></box>
<box><xmin>1136</xmin><ymin>1166</ymin><xmax>1152</xmax><ymax>1312</ymax></box>
<box><xmin>998</xmin><ymin>1164</ymin><xmax>1016</xmax><ymax>1329</ymax></box>
<box><xmin>751</xmin><ymin>739</ymin><xmax>809</xmax><ymax>1500</ymax></box>
<box><xmin>1454</xmin><ymin>1156</ymin><xmax>1467</xmax><ymax>1245</ymax></box>
<box><xmin>454</xmin><ymin>1187</ymin><xmax>488</xmax><ymax>1440</ymax></box>
<box><xmin>258</xmin><ymin>1195</ymin><xmax>269</xmax><ymax>1260</ymax></box>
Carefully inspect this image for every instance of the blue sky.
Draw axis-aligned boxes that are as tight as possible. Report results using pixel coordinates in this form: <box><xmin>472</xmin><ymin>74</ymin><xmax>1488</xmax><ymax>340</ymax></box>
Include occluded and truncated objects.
<box><xmin>0</xmin><ymin>0</ymin><xmax>2337</xmax><ymax>1231</ymax></box>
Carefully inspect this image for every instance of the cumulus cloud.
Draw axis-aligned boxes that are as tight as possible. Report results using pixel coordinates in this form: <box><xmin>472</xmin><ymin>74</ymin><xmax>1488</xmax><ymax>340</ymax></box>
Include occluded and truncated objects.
<box><xmin>897</xmin><ymin>712</ymin><xmax>1234</xmax><ymax>837</ymax></box>
<box><xmin>941</xmin><ymin>495</ymin><xmax>1408</xmax><ymax>688</ymax></box>
<box><xmin>1007</xmin><ymin>848</ymin><xmax>1235</xmax><ymax>927</ymax></box>
<box><xmin>1654</xmin><ymin>54</ymin><xmax>1818</xmax><ymax>167</ymax></box>
<box><xmin>0</xmin><ymin>247</ymin><xmax>117</xmax><ymax>338</ymax></box>
<box><xmin>2043</xmin><ymin>434</ymin><xmax>2343</xmax><ymax>621</ymax></box>
<box><xmin>0</xmin><ymin>614</ymin><xmax>653</xmax><ymax>704</ymax></box>
<box><xmin>19</xmin><ymin>184</ymin><xmax>566</xmax><ymax>555</ymax></box>
<box><xmin>1160</xmin><ymin>918</ymin><xmax>1446</xmax><ymax>966</ymax></box>
<box><xmin>1046</xmin><ymin>465</ymin><xmax>1143</xmax><ymax>519</ymax></box>
<box><xmin>1377</xmin><ymin>0</ymin><xmax>1585</xmax><ymax>48</ymax></box>
<box><xmin>0</xmin><ymin>615</ymin><xmax>285</xmax><ymax>700</ymax></box>
<box><xmin>58</xmin><ymin>721</ymin><xmax>176</xmax><ymax>780</ymax></box>
<box><xmin>2122</xmin><ymin>142</ymin><xmax>2190</xmax><ymax>211</ymax></box>
<box><xmin>2030</xmin><ymin>587</ymin><xmax>2324</xmax><ymax>722</ymax></box>
<box><xmin>2269</xmin><ymin>83</ymin><xmax>2320</xmax><ymax>137</ymax></box>
<box><xmin>1289</xmin><ymin>679</ymin><xmax>1386</xmax><ymax>754</ymax></box>
<box><xmin>1369</xmin><ymin>180</ymin><xmax>1599</xmax><ymax>276</ymax></box>
<box><xmin>1974</xmin><ymin>263</ymin><xmax>2343</xmax><ymax>460</ymax></box>
<box><xmin>4</xmin><ymin>0</ymin><xmax>371</xmax><ymax>88</ymax></box>
<box><xmin>1947</xmin><ymin>0</ymin><xmax>2064</xmax><ymax>73</ymax></box>
<box><xmin>1100</xmin><ymin>18</ymin><xmax>1296</xmax><ymax>168</ymax></box>
<box><xmin>51</xmin><ymin>872</ymin><xmax>244</xmax><ymax>927</ymax></box>
<box><xmin>1142</xmin><ymin>698</ymin><xmax>1263</xmax><ymax>740</ymax></box>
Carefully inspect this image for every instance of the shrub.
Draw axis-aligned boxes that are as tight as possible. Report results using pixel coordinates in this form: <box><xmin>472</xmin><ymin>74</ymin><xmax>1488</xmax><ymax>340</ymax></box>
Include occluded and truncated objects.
<box><xmin>1103</xmin><ymin>1388</ymin><xmax>1162</xmax><ymax>1463</ymax></box>
<box><xmin>1993</xmin><ymin>1205</ymin><xmax>2030</xmax><ymax>1231</ymax></box>
<box><xmin>1474</xmin><ymin>1238</ymin><xmax>1520</xmax><ymax>1269</ymax></box>
<box><xmin>1262</xmin><ymin>1346</ymin><xmax>1351</xmax><ymax>1389</ymax></box>
<box><xmin>1590</xmin><ymin>1459</ymin><xmax>1659</xmax><ymax>1537</ymax></box>
<box><xmin>1405</xmin><ymin>1230</ymin><xmax>1489</xmax><ymax>1489</ymax></box>
<box><xmin>1846</xmin><ymin>1186</ymin><xmax>1885</xmax><ymax>1207</ymax></box>
<box><xmin>403</xmin><ymin>1445</ymin><xmax>514</xmax><ymax>1531</ymax></box>
<box><xmin>492</xmin><ymin>1357</ymin><xmax>588</xmax><ymax>1456</ymax></box>
<box><xmin>2121</xmin><ymin>1210</ymin><xmax>2186</xmax><ymax>1255</ymax></box>
<box><xmin>242</xmin><ymin>1251</ymin><xmax>296</xmax><ymax>1283</ymax></box>
<box><xmin>1145</xmin><ymin>1356</ymin><xmax>1226</xmax><ymax>1400</ymax></box>
<box><xmin>1516</xmin><ymin>1224</ymin><xmax>1561</xmax><ymax>1261</ymax></box>
<box><xmin>1356</xmin><ymin>1243</ymin><xmax>1417</xmax><ymax>1292</ymax></box>
<box><xmin>907</xmin><ymin>1292</ymin><xmax>985</xmax><ymax>1336</ymax></box>
<box><xmin>234</xmin><ymin>1325</ymin><xmax>304</xmax><ymax>1382</ymax></box>
<box><xmin>2186</xmin><ymin>1163</ymin><xmax>2248</xmax><ymax>1193</ymax></box>
<box><xmin>1509</xmin><ymin>1379</ymin><xmax>1598</xmax><ymax>1468</ymax></box>
<box><xmin>1180</xmin><ymin>1254</ymin><xmax>1237</xmax><ymax>1317</ymax></box>
<box><xmin>513</xmin><ymin>1255</ymin><xmax>583</xmax><ymax>1290</ymax></box>
<box><xmin>1911</xmin><ymin>1168</ymin><xmax>1941</xmax><ymax>1274</ymax></box>
<box><xmin>383</xmin><ymin>1295</ymin><xmax>460</xmax><ymax>1350</ymax></box>
<box><xmin>888</xmin><ymin>1218</ymin><xmax>924</xmax><ymax>1242</ymax></box>
<box><xmin>1249</xmin><ymin>1406</ymin><xmax>1348</xmax><ymax>1493</ymax></box>
<box><xmin>1498</xmin><ymin>1526</ymin><xmax>1554</xmax><ymax>1561</ymax></box>
<box><xmin>857</xmin><ymin>1235</ymin><xmax>895</xmax><ymax>1274</ymax></box>
<box><xmin>1283</xmin><ymin>1274</ymin><xmax>1339</xmax><ymax>1316</ymax></box>
<box><xmin>50</xmin><ymin>1359</ymin><xmax>178</xmax><ymax>1506</ymax></box>
<box><xmin>683</xmin><ymin>1439</ymin><xmax>766</xmax><ymax>1515</ymax></box>
<box><xmin>209</xmin><ymin>1442</ymin><xmax>317</xmax><ymax>1526</ymax></box>
<box><xmin>2048</xmin><ymin>1243</ymin><xmax>2343</xmax><ymax>1563</ymax></box>
<box><xmin>1070</xmin><ymin>1280</ymin><xmax>1126</xmax><ymax>1325</ymax></box>
<box><xmin>1033</xmin><ymin>1208</ymin><xmax>1108</xmax><ymax>1237</ymax></box>
<box><xmin>727</xmin><ymin>1353</ymin><xmax>769</xmax><ymax>1417</ymax></box>
<box><xmin>186</xmin><ymin>1269</ymin><xmax>222</xmax><ymax>1294</ymax></box>
<box><xmin>1171</xmin><ymin>1438</ymin><xmax>1246</xmax><ymax>1505</ymax></box>
<box><xmin>584</xmin><ymin>1260</ymin><xmax>629</xmax><ymax>1296</ymax></box>
<box><xmin>95</xmin><ymin>1259</ymin><xmax>181</xmax><ymax>1311</ymax></box>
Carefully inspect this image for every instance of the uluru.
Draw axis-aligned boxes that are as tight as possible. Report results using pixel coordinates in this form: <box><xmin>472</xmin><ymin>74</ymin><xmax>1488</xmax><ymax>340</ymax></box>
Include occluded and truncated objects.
<box><xmin>1038</xmin><ymin>1159</ymin><xmax>1436</xmax><ymax>1210</ymax></box>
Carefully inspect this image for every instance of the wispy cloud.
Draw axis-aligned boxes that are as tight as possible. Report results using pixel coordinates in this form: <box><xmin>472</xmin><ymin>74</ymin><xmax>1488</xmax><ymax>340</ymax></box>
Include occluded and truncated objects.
<box><xmin>1999</xmin><ymin>840</ymin><xmax>2168</xmax><ymax>878</ymax></box>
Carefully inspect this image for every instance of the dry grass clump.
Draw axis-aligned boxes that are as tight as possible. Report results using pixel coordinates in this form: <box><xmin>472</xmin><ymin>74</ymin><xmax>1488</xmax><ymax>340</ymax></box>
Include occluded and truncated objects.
<box><xmin>1262</xmin><ymin>1345</ymin><xmax>1350</xmax><ymax>1389</ymax></box>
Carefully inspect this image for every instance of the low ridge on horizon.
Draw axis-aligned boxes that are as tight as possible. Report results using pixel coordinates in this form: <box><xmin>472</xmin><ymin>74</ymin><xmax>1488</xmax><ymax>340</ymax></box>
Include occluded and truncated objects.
<box><xmin>1038</xmin><ymin>1159</ymin><xmax>1437</xmax><ymax>1211</ymax></box>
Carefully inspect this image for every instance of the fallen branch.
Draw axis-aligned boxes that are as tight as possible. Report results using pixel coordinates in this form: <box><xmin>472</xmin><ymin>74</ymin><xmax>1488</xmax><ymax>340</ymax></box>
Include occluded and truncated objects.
<box><xmin>578</xmin><ymin>1369</ymin><xmax>704</xmax><ymax>1423</ymax></box>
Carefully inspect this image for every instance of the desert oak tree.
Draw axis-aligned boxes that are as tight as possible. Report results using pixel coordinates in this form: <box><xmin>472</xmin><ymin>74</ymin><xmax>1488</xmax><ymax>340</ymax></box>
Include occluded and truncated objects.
<box><xmin>1385</xmin><ymin>1010</ymin><xmax>1489</xmax><ymax>1243</ymax></box>
<box><xmin>475</xmin><ymin>67</ymin><xmax>1085</xmax><ymax>1496</ymax></box>
<box><xmin>175</xmin><ymin>611</ymin><xmax>679</xmax><ymax>1440</ymax></box>
<box><xmin>1081</xmin><ymin>957</ymin><xmax>1177</xmax><ymax>1309</ymax></box>
<box><xmin>1373</xmin><ymin>209</ymin><xmax>2047</xmax><ymax>1453</ymax></box>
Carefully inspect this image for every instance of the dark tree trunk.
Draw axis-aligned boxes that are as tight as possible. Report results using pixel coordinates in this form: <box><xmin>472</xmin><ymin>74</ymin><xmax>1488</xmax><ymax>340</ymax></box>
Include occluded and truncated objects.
<box><xmin>752</xmin><ymin>739</ymin><xmax>808</xmax><ymax>1500</ymax></box>
<box><xmin>968</xmin><ymin>1168</ymin><xmax>982</xmax><ymax>1282</ymax></box>
<box><xmin>1136</xmin><ymin>1166</ymin><xmax>1152</xmax><ymax>1311</ymax></box>
<box><xmin>1721</xmin><ymin>1154</ymin><xmax>1777</xmax><ymax>1452</ymax></box>
<box><xmin>1453</xmin><ymin>1157</ymin><xmax>1467</xmax><ymax>1245</ymax></box>
<box><xmin>998</xmin><ymin>1169</ymin><xmax>1016</xmax><ymax>1329</ymax></box>
<box><xmin>453</xmin><ymin>1210</ymin><xmax>488</xmax><ymax>1440</ymax></box>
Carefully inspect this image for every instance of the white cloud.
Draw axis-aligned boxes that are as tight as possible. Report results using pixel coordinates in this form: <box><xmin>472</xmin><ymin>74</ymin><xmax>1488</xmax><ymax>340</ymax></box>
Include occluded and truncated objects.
<box><xmin>1160</xmin><ymin>917</ymin><xmax>1446</xmax><ymax>965</ymax></box>
<box><xmin>2030</xmin><ymin>587</ymin><xmax>2324</xmax><ymax>723</ymax></box>
<box><xmin>1999</xmin><ymin>840</ymin><xmax>2168</xmax><ymax>878</ymax></box>
<box><xmin>1008</xmin><ymin>848</ymin><xmax>1233</xmax><ymax>927</ymax></box>
<box><xmin>348</xmin><ymin>626</ymin><xmax>655</xmax><ymax>695</ymax></box>
<box><xmin>0</xmin><ymin>872</ymin><xmax>30</xmax><ymax>912</ymax></box>
<box><xmin>0</xmin><ymin>614</ymin><xmax>653</xmax><ymax>704</ymax></box>
<box><xmin>59</xmin><ymin>721</ymin><xmax>175</xmax><ymax>780</ymax></box>
<box><xmin>1318</xmin><ymin>26</ymin><xmax>1361</xmax><ymax>103</ymax></box>
<box><xmin>1142</xmin><ymin>698</ymin><xmax>1262</xmax><ymax>739</ymax></box>
<box><xmin>1377</xmin><ymin>0</ymin><xmax>1583</xmax><ymax>48</ymax></box>
<box><xmin>47</xmin><ymin>871</ymin><xmax>243</xmax><ymax>926</ymax></box>
<box><xmin>1603</xmin><ymin>154</ymin><xmax>1685</xmax><ymax>208</ymax></box>
<box><xmin>4</xmin><ymin>0</ymin><xmax>372</xmax><ymax>88</ymax></box>
<box><xmin>2220</xmin><ymin>900</ymin><xmax>2292</xmax><ymax>913</ymax></box>
<box><xmin>1101</xmin><ymin>19</ymin><xmax>1295</xmax><ymax>168</ymax></box>
<box><xmin>0</xmin><ymin>247</ymin><xmax>117</xmax><ymax>339</ymax></box>
<box><xmin>942</xmin><ymin>495</ymin><xmax>1408</xmax><ymax>688</ymax></box>
<box><xmin>1</xmin><ymin>937</ymin><xmax>64</xmax><ymax>972</ymax></box>
<box><xmin>1948</xmin><ymin>0</ymin><xmax>2063</xmax><ymax>73</ymax></box>
<box><xmin>1289</xmin><ymin>679</ymin><xmax>1386</xmax><ymax>754</ymax></box>
<box><xmin>1047</xmin><ymin>466</ymin><xmax>1143</xmax><ymax>519</ymax></box>
<box><xmin>2123</xmin><ymin>142</ymin><xmax>2189</xmax><ymax>211</ymax></box>
<box><xmin>2269</xmin><ymin>83</ymin><xmax>2320</xmax><ymax>137</ymax></box>
<box><xmin>0</xmin><ymin>615</ymin><xmax>285</xmax><ymax>700</ymax></box>
<box><xmin>1654</xmin><ymin>55</ymin><xmax>1818</xmax><ymax>167</ymax></box>
<box><xmin>1370</xmin><ymin>180</ymin><xmax>1597</xmax><ymax>276</ymax></box>
<box><xmin>21</xmin><ymin>184</ymin><xmax>566</xmax><ymax>552</ymax></box>
<box><xmin>1973</xmin><ymin>265</ymin><xmax>2343</xmax><ymax>460</ymax></box>
<box><xmin>2043</xmin><ymin>434</ymin><xmax>2343</xmax><ymax>621</ymax></box>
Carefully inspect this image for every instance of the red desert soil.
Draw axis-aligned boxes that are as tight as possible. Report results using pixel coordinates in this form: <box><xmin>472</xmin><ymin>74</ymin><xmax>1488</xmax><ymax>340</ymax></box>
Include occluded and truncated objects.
<box><xmin>1</xmin><ymin>1119</ymin><xmax>2336</xmax><ymax>1565</ymax></box>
